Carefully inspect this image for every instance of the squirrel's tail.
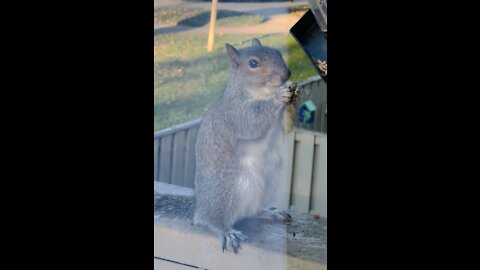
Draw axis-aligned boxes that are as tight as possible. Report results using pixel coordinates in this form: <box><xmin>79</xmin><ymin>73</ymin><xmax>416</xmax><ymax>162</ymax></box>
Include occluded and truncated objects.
<box><xmin>283</xmin><ymin>103</ymin><xmax>296</xmax><ymax>134</ymax></box>
<box><xmin>154</xmin><ymin>194</ymin><xmax>195</xmax><ymax>220</ymax></box>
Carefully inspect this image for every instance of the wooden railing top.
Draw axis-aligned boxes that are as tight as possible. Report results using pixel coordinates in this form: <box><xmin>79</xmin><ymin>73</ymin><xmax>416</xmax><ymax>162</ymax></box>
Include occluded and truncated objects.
<box><xmin>154</xmin><ymin>183</ymin><xmax>327</xmax><ymax>270</ymax></box>
<box><xmin>154</xmin><ymin>118</ymin><xmax>202</xmax><ymax>139</ymax></box>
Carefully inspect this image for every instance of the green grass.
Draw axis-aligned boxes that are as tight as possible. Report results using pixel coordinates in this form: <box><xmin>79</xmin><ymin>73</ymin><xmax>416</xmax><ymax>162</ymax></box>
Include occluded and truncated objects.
<box><xmin>154</xmin><ymin>33</ymin><xmax>317</xmax><ymax>131</ymax></box>
<box><xmin>154</xmin><ymin>7</ymin><xmax>264</xmax><ymax>27</ymax></box>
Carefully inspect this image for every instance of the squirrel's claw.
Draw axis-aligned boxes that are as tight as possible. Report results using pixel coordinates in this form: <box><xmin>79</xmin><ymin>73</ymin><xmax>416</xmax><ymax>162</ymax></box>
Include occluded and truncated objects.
<box><xmin>220</xmin><ymin>230</ymin><xmax>246</xmax><ymax>254</ymax></box>
<box><xmin>221</xmin><ymin>234</ymin><xmax>226</xmax><ymax>253</ymax></box>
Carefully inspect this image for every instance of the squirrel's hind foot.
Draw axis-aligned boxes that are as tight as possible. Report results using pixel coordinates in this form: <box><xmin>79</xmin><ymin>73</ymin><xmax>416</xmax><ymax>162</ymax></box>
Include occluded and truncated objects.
<box><xmin>261</xmin><ymin>207</ymin><xmax>293</xmax><ymax>224</ymax></box>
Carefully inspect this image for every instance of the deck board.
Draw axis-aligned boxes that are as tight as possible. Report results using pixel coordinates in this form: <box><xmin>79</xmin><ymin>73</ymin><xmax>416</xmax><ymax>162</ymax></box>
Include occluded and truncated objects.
<box><xmin>154</xmin><ymin>183</ymin><xmax>327</xmax><ymax>270</ymax></box>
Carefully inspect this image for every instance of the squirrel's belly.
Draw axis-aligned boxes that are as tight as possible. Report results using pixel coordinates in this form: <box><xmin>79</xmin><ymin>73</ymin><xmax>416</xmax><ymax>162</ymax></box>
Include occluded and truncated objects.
<box><xmin>236</xmin><ymin>130</ymin><xmax>284</xmax><ymax>218</ymax></box>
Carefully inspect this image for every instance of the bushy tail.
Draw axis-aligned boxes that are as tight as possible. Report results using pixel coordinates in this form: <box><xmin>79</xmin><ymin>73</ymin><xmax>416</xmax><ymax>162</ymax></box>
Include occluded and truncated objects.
<box><xmin>283</xmin><ymin>103</ymin><xmax>296</xmax><ymax>133</ymax></box>
<box><xmin>283</xmin><ymin>82</ymin><xmax>302</xmax><ymax>133</ymax></box>
<box><xmin>154</xmin><ymin>194</ymin><xmax>195</xmax><ymax>220</ymax></box>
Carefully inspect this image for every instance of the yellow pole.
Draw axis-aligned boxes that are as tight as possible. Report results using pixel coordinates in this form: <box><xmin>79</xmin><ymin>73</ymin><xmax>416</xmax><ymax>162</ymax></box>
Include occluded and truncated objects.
<box><xmin>207</xmin><ymin>0</ymin><xmax>218</xmax><ymax>52</ymax></box>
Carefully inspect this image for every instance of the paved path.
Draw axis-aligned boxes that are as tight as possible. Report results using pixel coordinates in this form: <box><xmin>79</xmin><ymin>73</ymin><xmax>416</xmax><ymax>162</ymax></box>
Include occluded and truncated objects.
<box><xmin>154</xmin><ymin>0</ymin><xmax>308</xmax><ymax>35</ymax></box>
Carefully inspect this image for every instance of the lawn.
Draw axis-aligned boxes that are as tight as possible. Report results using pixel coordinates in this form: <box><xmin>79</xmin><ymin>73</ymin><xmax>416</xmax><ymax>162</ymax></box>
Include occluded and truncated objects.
<box><xmin>154</xmin><ymin>7</ymin><xmax>265</xmax><ymax>27</ymax></box>
<box><xmin>154</xmin><ymin>33</ymin><xmax>317</xmax><ymax>132</ymax></box>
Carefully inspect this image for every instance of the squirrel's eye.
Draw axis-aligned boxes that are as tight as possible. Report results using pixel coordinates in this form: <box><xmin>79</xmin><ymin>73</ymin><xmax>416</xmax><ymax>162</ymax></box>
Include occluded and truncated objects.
<box><xmin>249</xmin><ymin>59</ymin><xmax>259</xmax><ymax>68</ymax></box>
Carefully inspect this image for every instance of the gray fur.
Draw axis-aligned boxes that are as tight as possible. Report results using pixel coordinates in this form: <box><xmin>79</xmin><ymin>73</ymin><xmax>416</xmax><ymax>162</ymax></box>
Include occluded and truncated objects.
<box><xmin>155</xmin><ymin>39</ymin><xmax>295</xmax><ymax>254</ymax></box>
<box><xmin>154</xmin><ymin>194</ymin><xmax>194</xmax><ymax>220</ymax></box>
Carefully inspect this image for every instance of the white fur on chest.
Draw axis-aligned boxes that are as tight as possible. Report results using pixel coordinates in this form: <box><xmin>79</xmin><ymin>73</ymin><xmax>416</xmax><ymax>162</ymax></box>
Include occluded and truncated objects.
<box><xmin>236</xmin><ymin>128</ymin><xmax>284</xmax><ymax>219</ymax></box>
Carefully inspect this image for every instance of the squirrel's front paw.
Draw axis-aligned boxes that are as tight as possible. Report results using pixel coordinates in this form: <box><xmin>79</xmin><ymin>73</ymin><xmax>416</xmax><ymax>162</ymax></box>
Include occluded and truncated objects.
<box><xmin>220</xmin><ymin>230</ymin><xmax>247</xmax><ymax>254</ymax></box>
<box><xmin>278</xmin><ymin>82</ymin><xmax>302</xmax><ymax>105</ymax></box>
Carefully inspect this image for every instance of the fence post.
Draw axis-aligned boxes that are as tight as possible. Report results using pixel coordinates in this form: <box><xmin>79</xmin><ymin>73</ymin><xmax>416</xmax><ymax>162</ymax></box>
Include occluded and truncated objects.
<box><xmin>207</xmin><ymin>0</ymin><xmax>218</xmax><ymax>52</ymax></box>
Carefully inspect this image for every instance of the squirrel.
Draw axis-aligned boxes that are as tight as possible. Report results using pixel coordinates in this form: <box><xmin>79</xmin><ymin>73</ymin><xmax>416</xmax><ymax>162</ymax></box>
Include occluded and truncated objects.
<box><xmin>155</xmin><ymin>38</ymin><xmax>301</xmax><ymax>254</ymax></box>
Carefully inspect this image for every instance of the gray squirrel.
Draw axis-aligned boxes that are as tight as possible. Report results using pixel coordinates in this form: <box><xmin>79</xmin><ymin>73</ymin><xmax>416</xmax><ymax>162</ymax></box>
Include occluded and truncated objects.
<box><xmin>155</xmin><ymin>38</ymin><xmax>300</xmax><ymax>254</ymax></box>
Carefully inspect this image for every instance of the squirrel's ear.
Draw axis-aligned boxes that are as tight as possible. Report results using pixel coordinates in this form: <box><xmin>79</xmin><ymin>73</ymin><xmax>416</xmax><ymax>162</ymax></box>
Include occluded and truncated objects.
<box><xmin>252</xmin><ymin>38</ymin><xmax>262</xmax><ymax>47</ymax></box>
<box><xmin>225</xmin><ymin>43</ymin><xmax>240</xmax><ymax>66</ymax></box>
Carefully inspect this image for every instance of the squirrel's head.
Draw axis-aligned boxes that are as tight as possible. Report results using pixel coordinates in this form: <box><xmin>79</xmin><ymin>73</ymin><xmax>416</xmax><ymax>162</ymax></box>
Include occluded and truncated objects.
<box><xmin>225</xmin><ymin>38</ymin><xmax>291</xmax><ymax>92</ymax></box>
